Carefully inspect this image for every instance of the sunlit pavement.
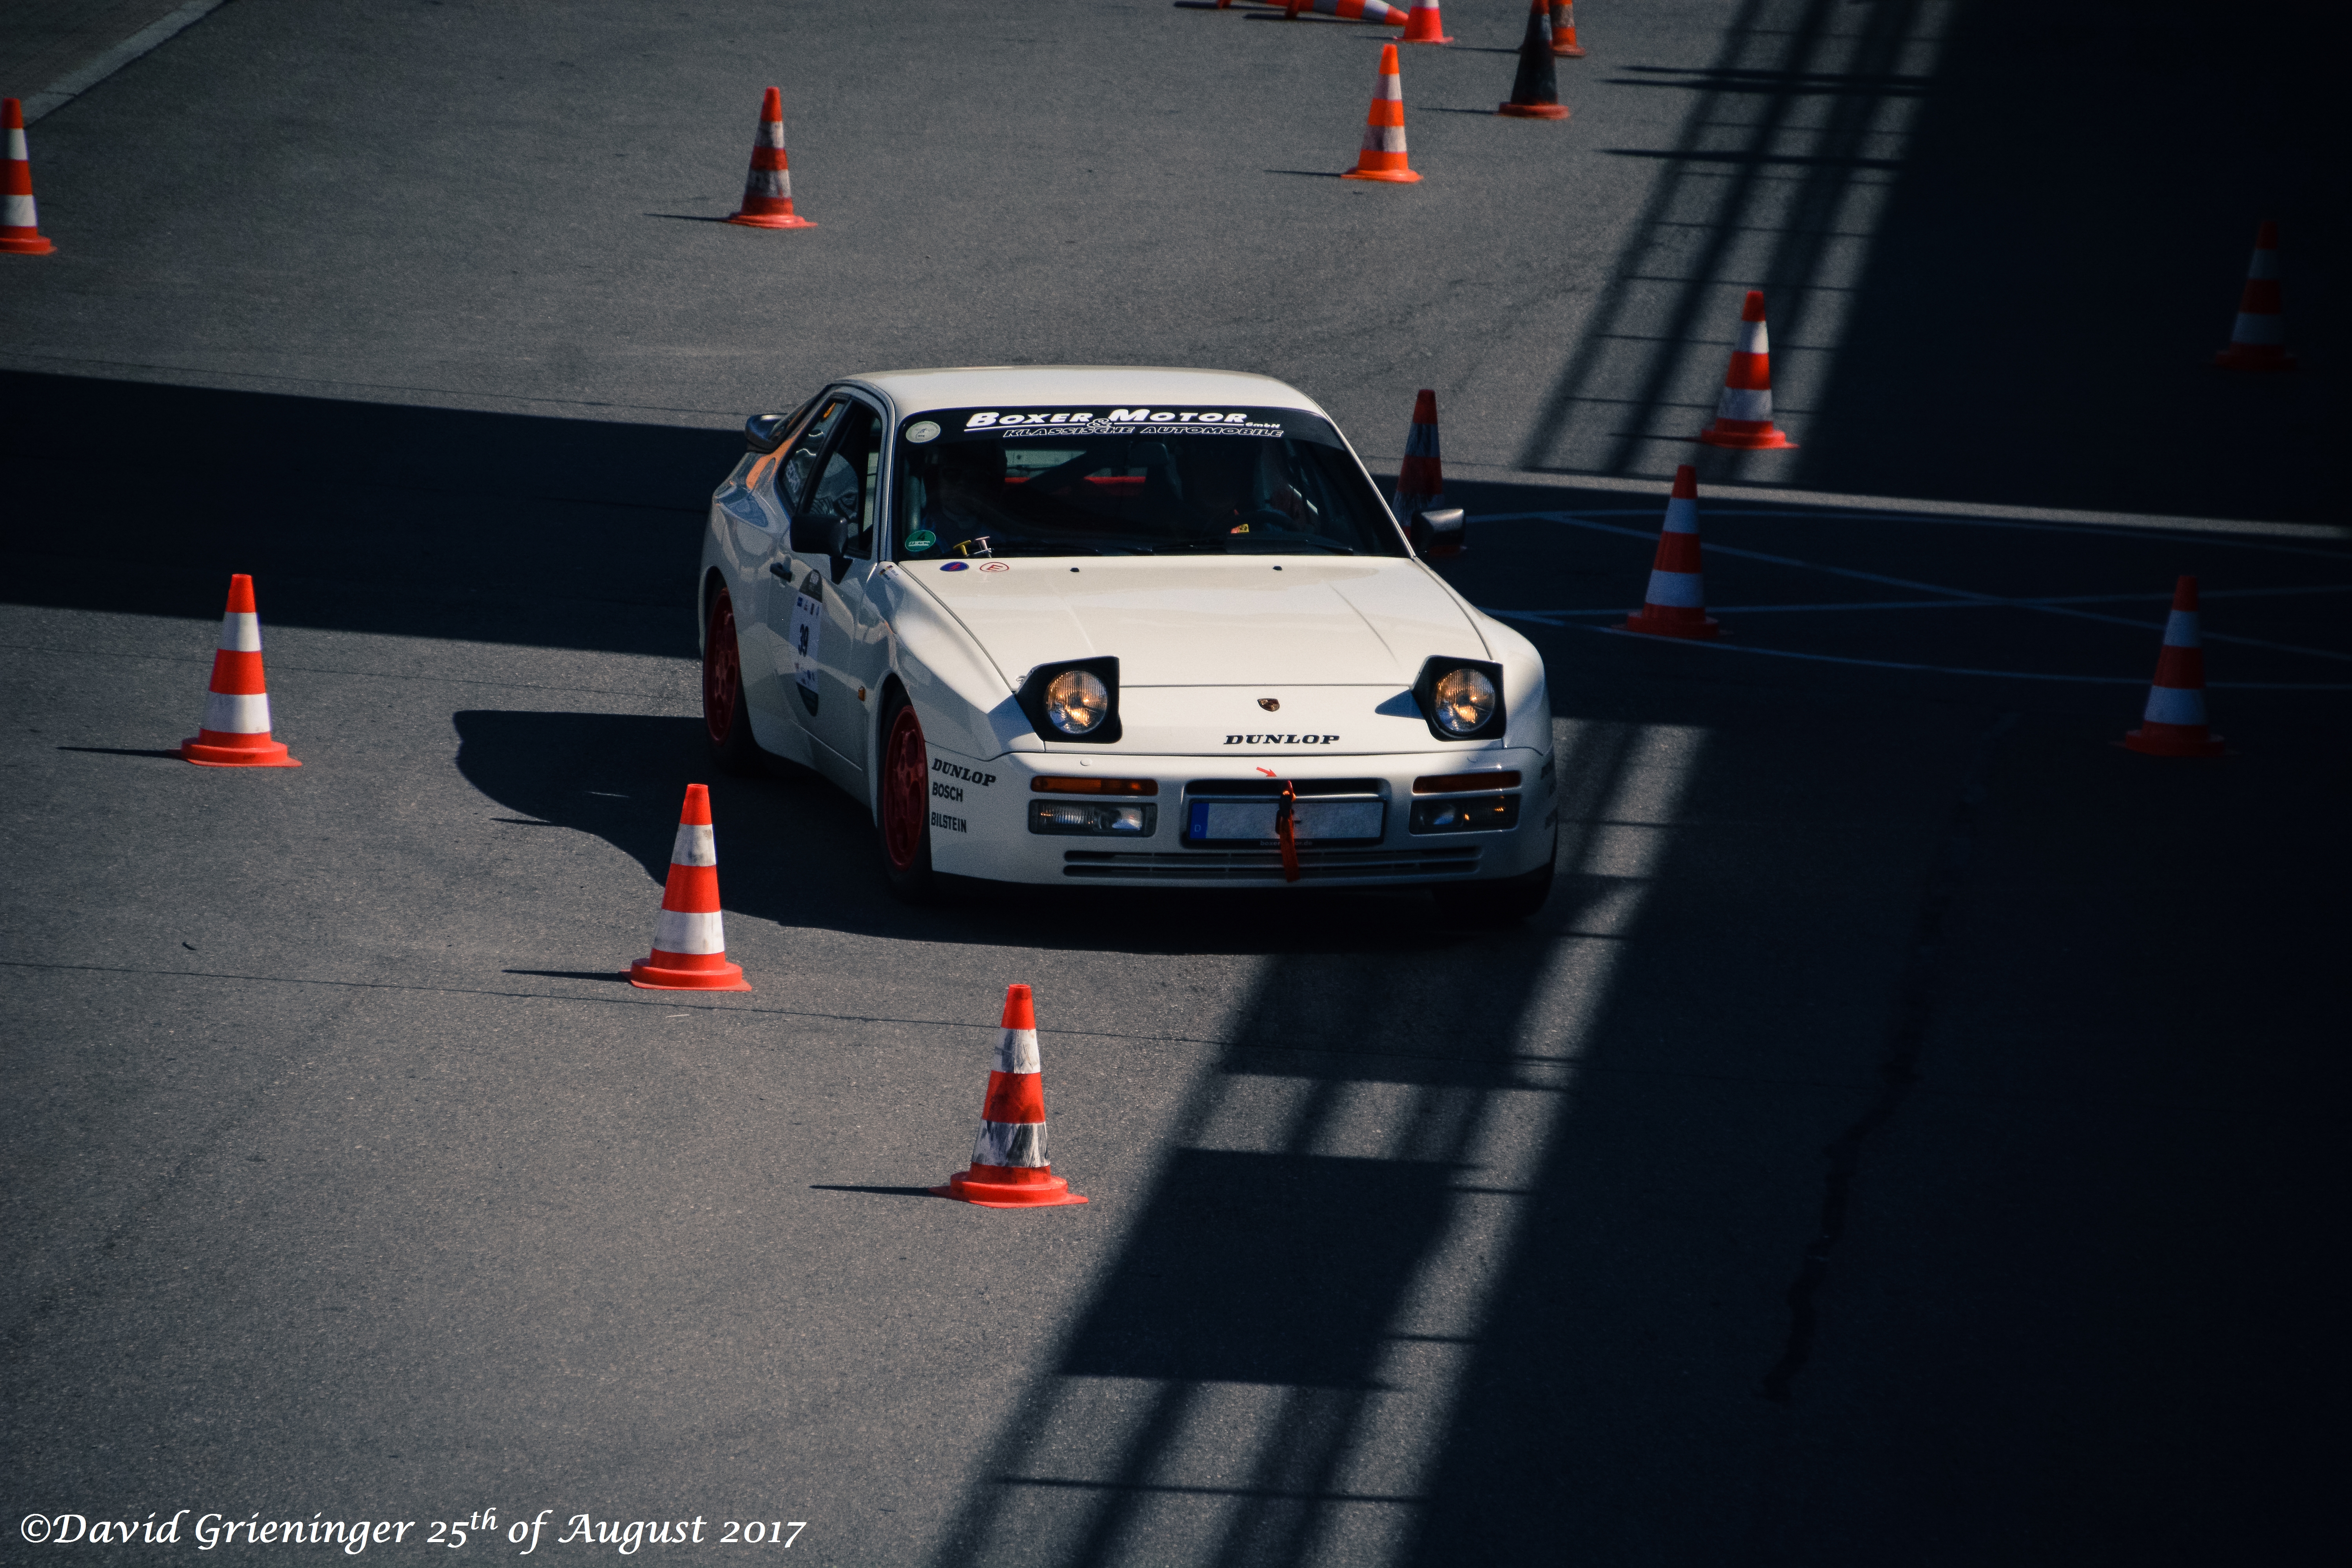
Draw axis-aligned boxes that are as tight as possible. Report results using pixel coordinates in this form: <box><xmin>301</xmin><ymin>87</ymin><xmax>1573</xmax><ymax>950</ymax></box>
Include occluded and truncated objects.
<box><xmin>3</xmin><ymin>1</ymin><xmax>2345</xmax><ymax>1564</ymax></box>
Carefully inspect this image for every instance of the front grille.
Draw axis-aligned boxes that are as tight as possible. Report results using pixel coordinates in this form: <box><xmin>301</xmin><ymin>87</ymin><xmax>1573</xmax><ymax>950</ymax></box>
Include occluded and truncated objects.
<box><xmin>1181</xmin><ymin>778</ymin><xmax>1387</xmax><ymax>799</ymax></box>
<box><xmin>1061</xmin><ymin>846</ymin><xmax>1480</xmax><ymax>882</ymax></box>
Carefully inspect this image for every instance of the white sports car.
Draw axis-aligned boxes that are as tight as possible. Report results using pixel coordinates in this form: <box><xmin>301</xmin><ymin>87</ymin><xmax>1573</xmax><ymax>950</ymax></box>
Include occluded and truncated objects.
<box><xmin>696</xmin><ymin>367</ymin><xmax>1557</xmax><ymax>918</ymax></box>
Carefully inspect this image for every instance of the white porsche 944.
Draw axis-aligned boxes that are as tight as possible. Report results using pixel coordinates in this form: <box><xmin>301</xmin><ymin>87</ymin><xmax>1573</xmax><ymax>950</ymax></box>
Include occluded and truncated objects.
<box><xmin>697</xmin><ymin>367</ymin><xmax>1558</xmax><ymax>918</ymax></box>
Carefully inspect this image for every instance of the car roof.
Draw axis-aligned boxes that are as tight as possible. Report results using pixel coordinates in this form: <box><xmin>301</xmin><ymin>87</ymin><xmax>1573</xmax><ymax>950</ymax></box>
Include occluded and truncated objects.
<box><xmin>840</xmin><ymin>366</ymin><xmax>1328</xmax><ymax>418</ymax></box>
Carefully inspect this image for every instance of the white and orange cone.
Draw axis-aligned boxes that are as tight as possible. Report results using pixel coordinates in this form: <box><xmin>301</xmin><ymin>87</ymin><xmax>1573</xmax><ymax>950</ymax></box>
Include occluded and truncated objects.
<box><xmin>1619</xmin><ymin>466</ymin><xmax>1721</xmax><ymax>639</ymax></box>
<box><xmin>1285</xmin><ymin>0</ymin><xmax>1412</xmax><ymax>22</ymax></box>
<box><xmin>3</xmin><ymin>97</ymin><xmax>56</xmax><ymax>256</ymax></box>
<box><xmin>1343</xmin><ymin>44</ymin><xmax>1421</xmax><ymax>183</ymax></box>
<box><xmin>1697</xmin><ymin>290</ymin><xmax>1797</xmax><ymax>450</ymax></box>
<box><xmin>2122</xmin><ymin>576</ymin><xmax>2225</xmax><ymax>757</ymax></box>
<box><xmin>1499</xmin><ymin>0</ymin><xmax>1571</xmax><ymax>118</ymax></box>
<box><xmin>628</xmin><ymin>784</ymin><xmax>753</xmax><ymax>990</ymax></box>
<box><xmin>2214</xmin><ymin>221</ymin><xmax>2292</xmax><ymax>371</ymax></box>
<box><xmin>933</xmin><ymin>985</ymin><xmax>1088</xmax><ymax>1209</ymax></box>
<box><xmin>181</xmin><ymin>575</ymin><xmax>299</xmax><ymax>767</ymax></box>
<box><xmin>1399</xmin><ymin>0</ymin><xmax>1452</xmax><ymax>40</ymax></box>
<box><xmin>728</xmin><ymin>87</ymin><xmax>814</xmax><ymax>230</ymax></box>
<box><xmin>1393</xmin><ymin>389</ymin><xmax>1446</xmax><ymax>519</ymax></box>
<box><xmin>1549</xmin><ymin>1</ymin><xmax>1587</xmax><ymax>56</ymax></box>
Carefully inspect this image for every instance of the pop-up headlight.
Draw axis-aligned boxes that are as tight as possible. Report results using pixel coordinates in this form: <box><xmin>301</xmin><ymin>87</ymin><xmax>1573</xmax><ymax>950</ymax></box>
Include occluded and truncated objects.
<box><xmin>1412</xmin><ymin>656</ymin><xmax>1506</xmax><ymax>742</ymax></box>
<box><xmin>1016</xmin><ymin>657</ymin><xmax>1122</xmax><ymax>744</ymax></box>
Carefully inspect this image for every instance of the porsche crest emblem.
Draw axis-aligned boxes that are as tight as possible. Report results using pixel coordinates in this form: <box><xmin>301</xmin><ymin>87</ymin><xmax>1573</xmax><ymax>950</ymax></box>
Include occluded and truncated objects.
<box><xmin>1258</xmin><ymin>698</ymin><xmax>1280</xmax><ymax>712</ymax></box>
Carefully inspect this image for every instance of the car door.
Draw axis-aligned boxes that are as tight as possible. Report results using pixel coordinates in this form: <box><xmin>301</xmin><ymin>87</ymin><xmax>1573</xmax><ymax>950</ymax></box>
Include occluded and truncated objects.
<box><xmin>773</xmin><ymin>393</ymin><xmax>888</xmax><ymax>784</ymax></box>
<box><xmin>719</xmin><ymin>413</ymin><xmax>813</xmax><ymax>736</ymax></box>
<box><xmin>762</xmin><ymin>392</ymin><xmax>853</xmax><ymax>717</ymax></box>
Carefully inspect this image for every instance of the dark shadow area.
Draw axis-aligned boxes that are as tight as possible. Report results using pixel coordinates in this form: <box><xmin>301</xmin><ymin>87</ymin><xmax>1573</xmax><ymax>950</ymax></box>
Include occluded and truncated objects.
<box><xmin>809</xmin><ymin>1184</ymin><xmax>948</xmax><ymax>1199</ymax></box>
<box><xmin>1608</xmin><ymin>64</ymin><xmax>1932</xmax><ymax>96</ymax></box>
<box><xmin>0</xmin><ymin>370</ymin><xmax>740</xmax><ymax>655</ymax></box>
<box><xmin>1602</xmin><ymin>146</ymin><xmax>1902</xmax><ymax>171</ymax></box>
<box><xmin>501</xmin><ymin>969</ymin><xmax>631</xmax><ymax>983</ymax></box>
<box><xmin>53</xmin><ymin>746</ymin><xmax>187</xmax><ymax>760</ymax></box>
<box><xmin>1060</xmin><ymin>1151</ymin><xmax>1455</xmax><ymax>1386</ymax></box>
<box><xmin>1519</xmin><ymin>0</ymin><xmax>2341</xmax><ymax>522</ymax></box>
<box><xmin>449</xmin><ymin>708</ymin><xmax>1504</xmax><ymax>957</ymax></box>
<box><xmin>1797</xmin><ymin>0</ymin><xmax>2341</xmax><ymax>520</ymax></box>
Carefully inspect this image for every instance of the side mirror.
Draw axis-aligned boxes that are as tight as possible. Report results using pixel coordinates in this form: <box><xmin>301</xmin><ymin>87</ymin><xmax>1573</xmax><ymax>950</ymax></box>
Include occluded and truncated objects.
<box><xmin>1411</xmin><ymin>506</ymin><xmax>1466</xmax><ymax>559</ymax></box>
<box><xmin>745</xmin><ymin>412</ymin><xmax>791</xmax><ymax>453</ymax></box>
<box><xmin>791</xmin><ymin>510</ymin><xmax>852</xmax><ymax>559</ymax></box>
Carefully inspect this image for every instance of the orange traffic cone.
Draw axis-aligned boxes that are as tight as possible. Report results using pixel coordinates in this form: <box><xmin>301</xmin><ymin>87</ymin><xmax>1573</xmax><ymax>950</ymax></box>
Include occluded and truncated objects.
<box><xmin>2123</xmin><ymin>577</ymin><xmax>2225</xmax><ymax>757</ymax></box>
<box><xmin>1549</xmin><ymin>2</ymin><xmax>1587</xmax><ymax>56</ymax></box>
<box><xmin>628</xmin><ymin>784</ymin><xmax>753</xmax><ymax>990</ymax></box>
<box><xmin>933</xmin><ymin>985</ymin><xmax>1089</xmax><ymax>1209</ymax></box>
<box><xmin>3</xmin><ymin>97</ymin><xmax>57</xmax><ymax>256</ymax></box>
<box><xmin>1619</xmin><ymin>466</ymin><xmax>1721</xmax><ymax>639</ymax></box>
<box><xmin>1499</xmin><ymin>0</ymin><xmax>1571</xmax><ymax>118</ymax></box>
<box><xmin>1343</xmin><ymin>45</ymin><xmax>1421</xmax><ymax>183</ymax></box>
<box><xmin>1400</xmin><ymin>0</ymin><xmax>1452</xmax><ymax>43</ymax></box>
<box><xmin>2214</xmin><ymin>221</ymin><xmax>2292</xmax><ymax>371</ymax></box>
<box><xmin>1697</xmin><ymin>290</ymin><xmax>1797</xmax><ymax>450</ymax></box>
<box><xmin>728</xmin><ymin>87</ymin><xmax>814</xmax><ymax>230</ymax></box>
<box><xmin>1285</xmin><ymin>0</ymin><xmax>1412</xmax><ymax>22</ymax></box>
<box><xmin>1393</xmin><ymin>389</ymin><xmax>1446</xmax><ymax>519</ymax></box>
<box><xmin>181</xmin><ymin>575</ymin><xmax>300</xmax><ymax>767</ymax></box>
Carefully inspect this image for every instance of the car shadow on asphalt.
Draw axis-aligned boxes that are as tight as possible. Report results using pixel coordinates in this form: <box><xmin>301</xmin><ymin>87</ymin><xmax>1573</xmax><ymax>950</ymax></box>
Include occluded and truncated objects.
<box><xmin>0</xmin><ymin>370</ymin><xmax>737</xmax><ymax>659</ymax></box>
<box><xmin>452</xmin><ymin>707</ymin><xmax>1532</xmax><ymax>957</ymax></box>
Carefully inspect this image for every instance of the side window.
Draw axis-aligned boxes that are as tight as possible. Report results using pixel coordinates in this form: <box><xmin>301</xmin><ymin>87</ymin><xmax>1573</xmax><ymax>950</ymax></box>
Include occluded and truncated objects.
<box><xmin>806</xmin><ymin>402</ymin><xmax>883</xmax><ymax>559</ymax></box>
<box><xmin>748</xmin><ymin>393</ymin><xmax>821</xmax><ymax>503</ymax></box>
<box><xmin>781</xmin><ymin>395</ymin><xmax>851</xmax><ymax>518</ymax></box>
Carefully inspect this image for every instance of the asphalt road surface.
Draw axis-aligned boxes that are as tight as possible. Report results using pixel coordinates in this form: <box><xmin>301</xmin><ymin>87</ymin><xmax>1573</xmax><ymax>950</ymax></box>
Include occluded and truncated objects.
<box><xmin>4</xmin><ymin>2</ymin><xmax>2347</xmax><ymax>1565</ymax></box>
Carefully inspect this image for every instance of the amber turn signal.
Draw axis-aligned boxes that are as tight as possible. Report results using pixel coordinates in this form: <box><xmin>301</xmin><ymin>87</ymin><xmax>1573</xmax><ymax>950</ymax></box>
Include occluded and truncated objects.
<box><xmin>1413</xmin><ymin>770</ymin><xmax>1522</xmax><ymax>794</ymax></box>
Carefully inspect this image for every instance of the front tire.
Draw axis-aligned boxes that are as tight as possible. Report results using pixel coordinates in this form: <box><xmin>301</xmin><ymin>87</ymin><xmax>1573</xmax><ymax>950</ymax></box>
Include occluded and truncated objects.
<box><xmin>876</xmin><ymin>691</ymin><xmax>936</xmax><ymax>903</ymax></box>
<box><xmin>703</xmin><ymin>588</ymin><xmax>763</xmax><ymax>776</ymax></box>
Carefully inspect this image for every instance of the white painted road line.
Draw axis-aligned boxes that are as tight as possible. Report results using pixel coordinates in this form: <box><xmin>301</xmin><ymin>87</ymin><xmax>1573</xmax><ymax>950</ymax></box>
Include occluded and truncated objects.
<box><xmin>23</xmin><ymin>1</ymin><xmax>230</xmax><ymax>122</ymax></box>
<box><xmin>1486</xmin><ymin>512</ymin><xmax>2352</xmax><ymax>664</ymax></box>
<box><xmin>1441</xmin><ymin>466</ymin><xmax>2351</xmax><ymax>543</ymax></box>
<box><xmin>1500</xmin><ymin>584</ymin><xmax>2352</xmax><ymax>617</ymax></box>
<box><xmin>1483</xmin><ymin>615</ymin><xmax>2352</xmax><ymax>689</ymax></box>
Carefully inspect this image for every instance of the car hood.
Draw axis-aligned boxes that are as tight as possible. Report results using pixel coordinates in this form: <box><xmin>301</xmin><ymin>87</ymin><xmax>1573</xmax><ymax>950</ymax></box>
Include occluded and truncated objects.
<box><xmin>904</xmin><ymin>557</ymin><xmax>1486</xmax><ymax>686</ymax></box>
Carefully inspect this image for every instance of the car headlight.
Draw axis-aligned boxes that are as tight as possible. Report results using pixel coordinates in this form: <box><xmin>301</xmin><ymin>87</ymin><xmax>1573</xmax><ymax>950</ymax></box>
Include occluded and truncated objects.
<box><xmin>1045</xmin><ymin>669</ymin><xmax>1111</xmax><ymax>735</ymax></box>
<box><xmin>1015</xmin><ymin>657</ymin><xmax>1123</xmax><ymax>745</ymax></box>
<box><xmin>1412</xmin><ymin>656</ymin><xmax>1507</xmax><ymax>742</ymax></box>
<box><xmin>1431</xmin><ymin>667</ymin><xmax>1496</xmax><ymax>735</ymax></box>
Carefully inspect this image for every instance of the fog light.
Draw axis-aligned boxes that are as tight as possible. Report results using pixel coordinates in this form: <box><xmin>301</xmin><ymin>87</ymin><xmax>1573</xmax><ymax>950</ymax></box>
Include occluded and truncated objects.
<box><xmin>1409</xmin><ymin>794</ymin><xmax>1520</xmax><ymax>834</ymax></box>
<box><xmin>1031</xmin><ymin>801</ymin><xmax>1156</xmax><ymax>836</ymax></box>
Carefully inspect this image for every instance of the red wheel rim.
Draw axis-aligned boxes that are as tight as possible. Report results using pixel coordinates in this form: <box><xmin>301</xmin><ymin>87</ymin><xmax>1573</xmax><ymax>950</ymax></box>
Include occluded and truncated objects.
<box><xmin>704</xmin><ymin>591</ymin><xmax>742</xmax><ymax>746</ymax></box>
<box><xmin>883</xmin><ymin>704</ymin><xmax>927</xmax><ymax>872</ymax></box>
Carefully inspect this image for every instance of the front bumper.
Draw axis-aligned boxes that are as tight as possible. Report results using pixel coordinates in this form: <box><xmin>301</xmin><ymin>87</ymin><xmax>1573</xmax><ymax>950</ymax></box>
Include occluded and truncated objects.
<box><xmin>919</xmin><ymin>746</ymin><xmax>1557</xmax><ymax>887</ymax></box>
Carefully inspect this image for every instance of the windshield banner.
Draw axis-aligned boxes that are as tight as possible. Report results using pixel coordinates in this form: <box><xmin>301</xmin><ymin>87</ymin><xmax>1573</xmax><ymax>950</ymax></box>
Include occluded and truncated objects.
<box><xmin>930</xmin><ymin>408</ymin><xmax>1311</xmax><ymax>441</ymax></box>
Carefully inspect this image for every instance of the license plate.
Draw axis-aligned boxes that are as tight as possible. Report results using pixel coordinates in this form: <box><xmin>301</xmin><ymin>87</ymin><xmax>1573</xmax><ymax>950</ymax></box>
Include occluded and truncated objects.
<box><xmin>1187</xmin><ymin>799</ymin><xmax>1385</xmax><ymax>845</ymax></box>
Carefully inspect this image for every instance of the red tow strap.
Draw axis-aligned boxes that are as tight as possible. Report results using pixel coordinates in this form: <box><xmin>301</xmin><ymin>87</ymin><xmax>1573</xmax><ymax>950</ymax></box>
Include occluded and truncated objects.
<box><xmin>1276</xmin><ymin>780</ymin><xmax>1301</xmax><ymax>883</ymax></box>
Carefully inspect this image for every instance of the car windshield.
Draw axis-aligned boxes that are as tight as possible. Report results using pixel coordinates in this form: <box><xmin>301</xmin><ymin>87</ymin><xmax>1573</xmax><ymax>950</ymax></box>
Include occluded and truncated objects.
<box><xmin>891</xmin><ymin>405</ymin><xmax>1408</xmax><ymax>560</ymax></box>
